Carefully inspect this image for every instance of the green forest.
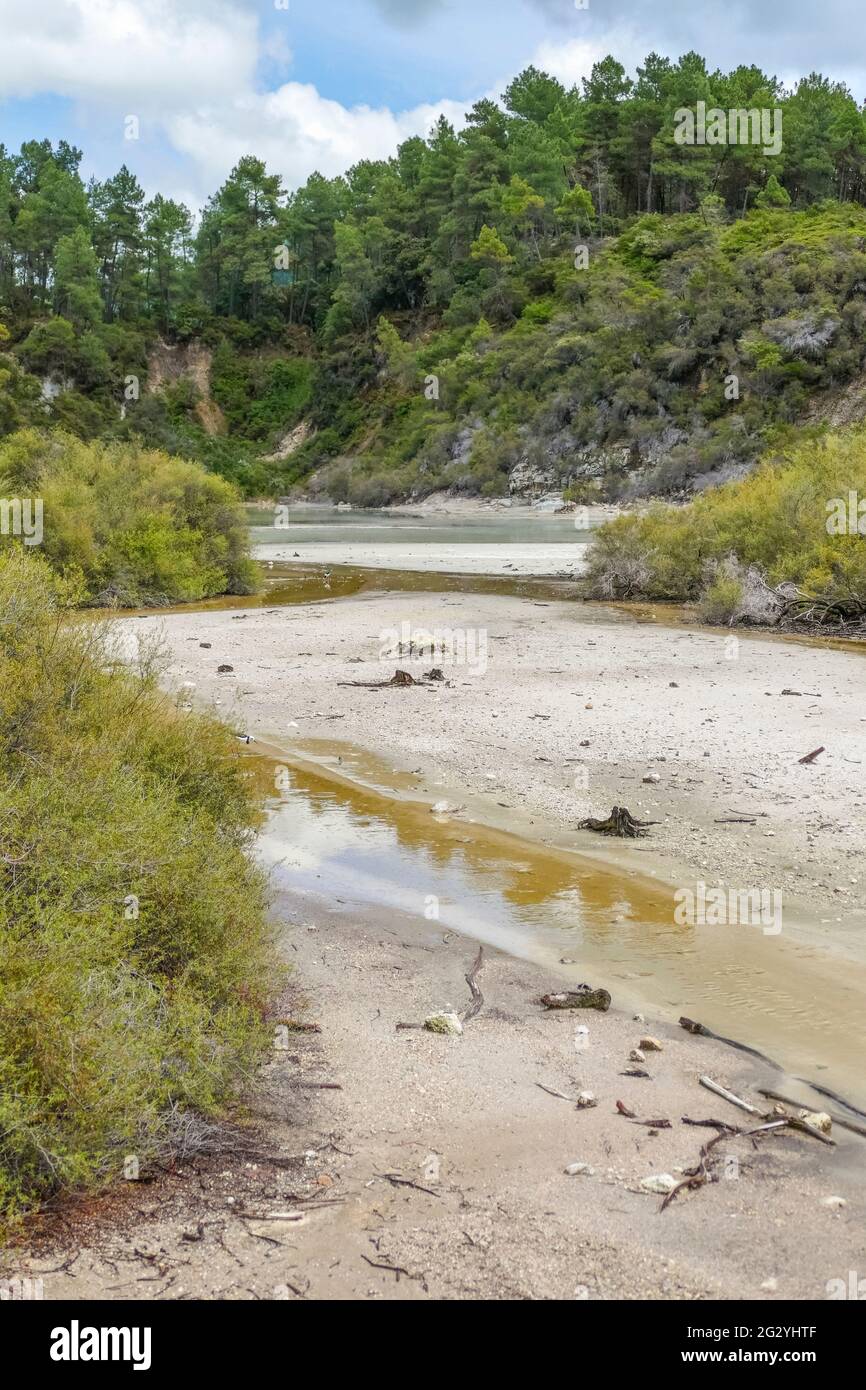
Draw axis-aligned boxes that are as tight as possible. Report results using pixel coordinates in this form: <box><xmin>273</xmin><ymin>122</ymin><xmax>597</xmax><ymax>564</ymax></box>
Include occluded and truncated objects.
<box><xmin>4</xmin><ymin>53</ymin><xmax>866</xmax><ymax>506</ymax></box>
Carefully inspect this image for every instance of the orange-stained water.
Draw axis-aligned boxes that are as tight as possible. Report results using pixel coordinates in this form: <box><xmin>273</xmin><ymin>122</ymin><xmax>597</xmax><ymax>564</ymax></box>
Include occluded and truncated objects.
<box><xmin>247</xmin><ymin>741</ymin><xmax>866</xmax><ymax>1109</ymax></box>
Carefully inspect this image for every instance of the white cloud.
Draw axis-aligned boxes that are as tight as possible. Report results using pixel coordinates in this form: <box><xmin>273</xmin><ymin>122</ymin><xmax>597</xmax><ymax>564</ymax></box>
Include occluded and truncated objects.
<box><xmin>0</xmin><ymin>0</ymin><xmax>644</xmax><ymax>206</ymax></box>
<box><xmin>167</xmin><ymin>85</ymin><xmax>470</xmax><ymax>196</ymax></box>
<box><xmin>530</xmin><ymin>31</ymin><xmax>644</xmax><ymax>88</ymax></box>
<box><xmin>0</xmin><ymin>0</ymin><xmax>258</xmax><ymax>108</ymax></box>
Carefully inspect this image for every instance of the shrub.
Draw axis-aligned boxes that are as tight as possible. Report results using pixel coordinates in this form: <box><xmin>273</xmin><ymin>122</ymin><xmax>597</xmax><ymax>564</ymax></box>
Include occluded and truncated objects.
<box><xmin>584</xmin><ymin>424</ymin><xmax>866</xmax><ymax>617</ymax></box>
<box><xmin>0</xmin><ymin>429</ymin><xmax>261</xmax><ymax>606</ymax></box>
<box><xmin>0</xmin><ymin>551</ymin><xmax>278</xmax><ymax>1226</ymax></box>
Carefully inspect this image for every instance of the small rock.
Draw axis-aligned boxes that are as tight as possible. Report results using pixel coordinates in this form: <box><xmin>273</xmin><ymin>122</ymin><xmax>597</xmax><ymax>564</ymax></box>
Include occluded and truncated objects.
<box><xmin>424</xmin><ymin>1012</ymin><xmax>463</xmax><ymax>1037</ymax></box>
<box><xmin>640</xmin><ymin>1174</ymin><xmax>677</xmax><ymax>1195</ymax></box>
<box><xmin>217</xmin><ymin>665</ymin><xmax>234</xmax><ymax>674</ymax></box>
<box><xmin>822</xmin><ymin>1196</ymin><xmax>846</xmax><ymax>1210</ymax></box>
<box><xmin>640</xmin><ymin>1036</ymin><xmax>664</xmax><ymax>1053</ymax></box>
<box><xmin>577</xmin><ymin>1092</ymin><xmax>598</xmax><ymax>1110</ymax></box>
<box><xmin>761</xmin><ymin>1277</ymin><xmax>779</xmax><ymax>1293</ymax></box>
<box><xmin>629</xmin><ymin>1049</ymin><xmax>647</xmax><ymax>1064</ymax></box>
<box><xmin>800</xmin><ymin>1111</ymin><xmax>832</xmax><ymax>1135</ymax></box>
<box><xmin>643</xmin><ymin>774</ymin><xmax>661</xmax><ymax>785</ymax></box>
<box><xmin>633</xmin><ymin>1014</ymin><xmax>645</xmax><ymax>1024</ymax></box>
<box><xmin>565</xmin><ymin>1162</ymin><xmax>595</xmax><ymax>1177</ymax></box>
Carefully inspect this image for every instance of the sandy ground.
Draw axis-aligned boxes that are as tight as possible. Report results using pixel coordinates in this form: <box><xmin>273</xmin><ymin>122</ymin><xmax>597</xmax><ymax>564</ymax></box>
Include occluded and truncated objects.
<box><xmin>127</xmin><ymin>588</ymin><xmax>866</xmax><ymax>927</ymax></box>
<box><xmin>256</xmin><ymin>540</ymin><xmax>589</xmax><ymax>577</ymax></box>
<box><xmin>8</xmin><ymin>584</ymin><xmax>865</xmax><ymax>1302</ymax></box>
<box><xmin>8</xmin><ymin>895</ymin><xmax>864</xmax><ymax>1302</ymax></box>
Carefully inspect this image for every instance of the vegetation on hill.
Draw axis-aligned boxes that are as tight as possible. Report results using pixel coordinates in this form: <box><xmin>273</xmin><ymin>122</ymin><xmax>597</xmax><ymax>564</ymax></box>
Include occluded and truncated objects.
<box><xmin>0</xmin><ymin>551</ymin><xmax>278</xmax><ymax>1226</ymax></box>
<box><xmin>4</xmin><ymin>56</ymin><xmax>866</xmax><ymax>501</ymax></box>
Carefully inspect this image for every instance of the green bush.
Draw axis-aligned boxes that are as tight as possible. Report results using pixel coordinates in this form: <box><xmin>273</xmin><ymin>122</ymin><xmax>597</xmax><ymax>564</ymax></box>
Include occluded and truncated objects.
<box><xmin>0</xmin><ymin>429</ymin><xmax>262</xmax><ymax>605</ymax></box>
<box><xmin>0</xmin><ymin>551</ymin><xmax>278</xmax><ymax>1226</ymax></box>
<box><xmin>583</xmin><ymin>424</ymin><xmax>866</xmax><ymax>614</ymax></box>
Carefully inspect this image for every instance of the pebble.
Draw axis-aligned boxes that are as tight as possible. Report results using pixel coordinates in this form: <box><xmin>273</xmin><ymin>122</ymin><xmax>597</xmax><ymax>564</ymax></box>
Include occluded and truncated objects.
<box><xmin>800</xmin><ymin>1111</ymin><xmax>832</xmax><ymax>1135</ymax></box>
<box><xmin>640</xmin><ymin>1037</ymin><xmax>664</xmax><ymax>1053</ymax></box>
<box><xmin>565</xmin><ymin>1162</ymin><xmax>595</xmax><ymax>1177</ymax></box>
<box><xmin>424</xmin><ymin>1011</ymin><xmax>463</xmax><ymax>1036</ymax></box>
<box><xmin>640</xmin><ymin>1174</ymin><xmax>677</xmax><ymax>1195</ymax></box>
<box><xmin>822</xmin><ymin>1196</ymin><xmax>847</xmax><ymax>1210</ymax></box>
<box><xmin>629</xmin><ymin>1048</ymin><xmax>646</xmax><ymax>1064</ymax></box>
<box><xmin>577</xmin><ymin>1092</ymin><xmax>598</xmax><ymax>1110</ymax></box>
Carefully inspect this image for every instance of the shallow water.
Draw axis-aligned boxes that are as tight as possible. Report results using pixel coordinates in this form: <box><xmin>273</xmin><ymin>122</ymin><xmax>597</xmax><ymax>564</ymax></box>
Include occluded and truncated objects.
<box><xmin>250</xmin><ymin>744</ymin><xmax>866</xmax><ymax>1109</ymax></box>
<box><xmin>249</xmin><ymin>504</ymin><xmax>595</xmax><ymax>550</ymax></box>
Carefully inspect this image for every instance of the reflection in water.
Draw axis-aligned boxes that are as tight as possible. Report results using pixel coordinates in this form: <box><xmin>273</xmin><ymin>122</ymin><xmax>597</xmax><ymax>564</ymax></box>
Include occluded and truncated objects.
<box><xmin>249</xmin><ymin>750</ymin><xmax>866</xmax><ymax>1107</ymax></box>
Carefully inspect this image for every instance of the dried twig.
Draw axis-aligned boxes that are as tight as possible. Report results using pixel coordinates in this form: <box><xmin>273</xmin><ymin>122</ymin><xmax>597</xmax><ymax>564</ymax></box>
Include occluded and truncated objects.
<box><xmin>462</xmin><ymin>947</ymin><xmax>485</xmax><ymax>1023</ymax></box>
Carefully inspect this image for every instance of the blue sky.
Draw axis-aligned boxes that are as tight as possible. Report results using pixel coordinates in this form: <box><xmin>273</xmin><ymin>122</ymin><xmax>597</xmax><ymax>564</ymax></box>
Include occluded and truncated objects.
<box><xmin>1</xmin><ymin>0</ymin><xmax>865</xmax><ymax>211</ymax></box>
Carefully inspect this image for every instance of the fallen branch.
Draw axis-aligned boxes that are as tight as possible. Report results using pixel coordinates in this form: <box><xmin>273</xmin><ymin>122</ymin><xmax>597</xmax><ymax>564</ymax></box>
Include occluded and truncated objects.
<box><xmin>540</xmin><ymin>986</ymin><xmax>611</xmax><ymax>1012</ymax></box>
<box><xmin>699</xmin><ymin>1076</ymin><xmax>762</xmax><ymax>1116</ymax></box>
<box><xmin>338</xmin><ymin>670</ymin><xmax>434</xmax><ymax>691</ymax></box>
<box><xmin>378</xmin><ymin>1173</ymin><xmax>443</xmax><ymax>1199</ymax></box>
<box><xmin>759</xmin><ymin>1088</ymin><xmax>866</xmax><ymax>1140</ymax></box>
<box><xmin>536</xmin><ymin>1082</ymin><xmax>576</xmax><ymax>1102</ymax></box>
<box><xmin>681</xmin><ymin>1117</ymin><xmax>739</xmax><ymax>1134</ymax></box>
<box><xmin>660</xmin><ymin>1127</ymin><xmax>734</xmax><ymax>1210</ymax></box>
<box><xmin>799</xmin><ymin>747</ymin><xmax>826</xmax><ymax>765</ymax></box>
<box><xmin>462</xmin><ymin>947</ymin><xmax>485</xmax><ymax>1023</ymax></box>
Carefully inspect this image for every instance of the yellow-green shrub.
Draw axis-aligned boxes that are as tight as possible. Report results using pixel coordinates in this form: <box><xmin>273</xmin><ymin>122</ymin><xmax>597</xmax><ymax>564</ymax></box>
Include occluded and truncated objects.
<box><xmin>0</xmin><ymin>551</ymin><xmax>278</xmax><ymax>1226</ymax></box>
<box><xmin>584</xmin><ymin>426</ymin><xmax>866</xmax><ymax>611</ymax></box>
<box><xmin>0</xmin><ymin>429</ymin><xmax>261</xmax><ymax>606</ymax></box>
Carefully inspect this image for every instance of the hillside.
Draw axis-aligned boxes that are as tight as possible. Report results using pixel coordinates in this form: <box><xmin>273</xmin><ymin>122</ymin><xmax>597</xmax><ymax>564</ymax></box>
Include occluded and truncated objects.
<box><xmin>4</xmin><ymin>56</ymin><xmax>866</xmax><ymax>501</ymax></box>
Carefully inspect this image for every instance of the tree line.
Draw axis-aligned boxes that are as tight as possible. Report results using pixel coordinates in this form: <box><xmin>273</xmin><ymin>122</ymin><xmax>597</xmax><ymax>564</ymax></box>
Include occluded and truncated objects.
<box><xmin>2</xmin><ymin>52</ymin><xmax>866</xmax><ymax>348</ymax></box>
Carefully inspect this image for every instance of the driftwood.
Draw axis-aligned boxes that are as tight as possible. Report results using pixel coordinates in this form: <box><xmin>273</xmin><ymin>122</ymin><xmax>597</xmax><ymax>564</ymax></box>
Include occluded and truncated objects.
<box><xmin>578</xmin><ymin>806</ymin><xmax>656</xmax><ymax>839</ymax></box>
<box><xmin>536</xmin><ymin>1082</ymin><xmax>576</xmax><ymax>1102</ymax></box>
<box><xmin>660</xmin><ymin>1125</ymin><xmax>738</xmax><ymax>1210</ymax></box>
<box><xmin>397</xmin><ymin>948</ymin><xmax>485</xmax><ymax>1033</ymax></box>
<box><xmin>700</xmin><ymin>1076</ymin><xmax>835</xmax><ymax>1146</ymax></box>
<box><xmin>338</xmin><ymin>669</ymin><xmax>423</xmax><ymax>690</ymax></box>
<box><xmin>540</xmin><ymin>985</ymin><xmax>611</xmax><ymax>1013</ymax></box>
<box><xmin>680</xmin><ymin>1016</ymin><xmax>708</xmax><ymax>1035</ymax></box>
<box><xmin>758</xmin><ymin>1088</ymin><xmax>866</xmax><ymax>1141</ymax></box>
<box><xmin>462</xmin><ymin>947</ymin><xmax>485</xmax><ymax>1023</ymax></box>
<box><xmin>799</xmin><ymin>746</ymin><xmax>826</xmax><ymax>765</ymax></box>
<box><xmin>699</xmin><ymin>1075</ymin><xmax>762</xmax><ymax>1115</ymax></box>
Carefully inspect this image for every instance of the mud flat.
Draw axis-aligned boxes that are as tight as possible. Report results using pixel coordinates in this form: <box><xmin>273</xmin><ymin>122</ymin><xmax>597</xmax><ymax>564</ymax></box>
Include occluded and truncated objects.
<box><xmin>8</xmin><ymin>891</ymin><xmax>865</xmax><ymax>1302</ymax></box>
<box><xmin>24</xmin><ymin>583</ymin><xmax>860</xmax><ymax>1300</ymax></box>
<box><xmin>116</xmin><ymin>587</ymin><xmax>866</xmax><ymax>1095</ymax></box>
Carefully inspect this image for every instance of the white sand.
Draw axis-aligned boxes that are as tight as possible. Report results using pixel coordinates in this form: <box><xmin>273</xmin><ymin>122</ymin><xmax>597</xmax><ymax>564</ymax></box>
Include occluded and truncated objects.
<box><xmin>255</xmin><ymin>540</ymin><xmax>589</xmax><ymax>577</ymax></box>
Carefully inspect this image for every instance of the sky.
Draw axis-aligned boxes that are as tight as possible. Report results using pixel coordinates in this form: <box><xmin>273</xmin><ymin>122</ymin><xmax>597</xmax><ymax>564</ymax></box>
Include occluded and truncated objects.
<box><xmin>1</xmin><ymin>0</ymin><xmax>864</xmax><ymax>211</ymax></box>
